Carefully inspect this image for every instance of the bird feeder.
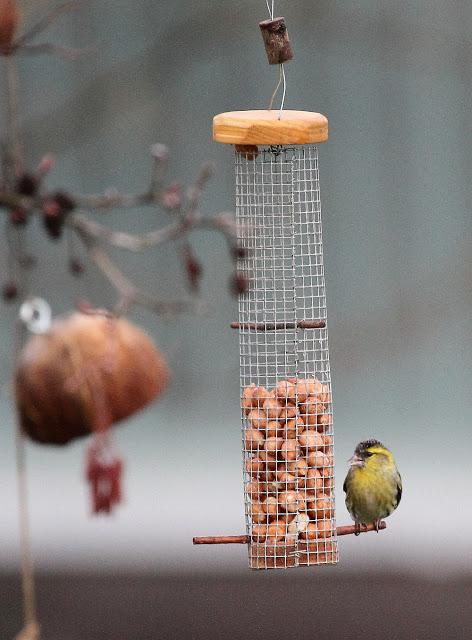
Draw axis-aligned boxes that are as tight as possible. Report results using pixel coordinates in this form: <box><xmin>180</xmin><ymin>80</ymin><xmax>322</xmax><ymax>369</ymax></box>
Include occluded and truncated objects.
<box><xmin>210</xmin><ymin>110</ymin><xmax>337</xmax><ymax>570</ymax></box>
<box><xmin>194</xmin><ymin>13</ymin><xmax>385</xmax><ymax>569</ymax></box>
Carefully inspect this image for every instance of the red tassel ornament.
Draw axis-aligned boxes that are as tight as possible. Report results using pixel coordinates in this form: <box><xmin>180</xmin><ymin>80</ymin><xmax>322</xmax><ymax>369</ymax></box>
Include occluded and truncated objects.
<box><xmin>86</xmin><ymin>437</ymin><xmax>123</xmax><ymax>515</ymax></box>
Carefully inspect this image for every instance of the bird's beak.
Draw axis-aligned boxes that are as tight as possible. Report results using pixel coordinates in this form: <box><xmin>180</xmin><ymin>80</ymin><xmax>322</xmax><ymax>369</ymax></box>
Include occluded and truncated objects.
<box><xmin>348</xmin><ymin>453</ymin><xmax>364</xmax><ymax>468</ymax></box>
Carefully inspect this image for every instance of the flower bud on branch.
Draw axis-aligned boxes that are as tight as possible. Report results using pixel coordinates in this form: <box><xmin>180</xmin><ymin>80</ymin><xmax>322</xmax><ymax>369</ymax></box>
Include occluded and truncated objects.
<box><xmin>183</xmin><ymin>243</ymin><xmax>203</xmax><ymax>292</ymax></box>
<box><xmin>2</xmin><ymin>280</ymin><xmax>18</xmax><ymax>301</ymax></box>
<box><xmin>9</xmin><ymin>207</ymin><xmax>28</xmax><ymax>225</ymax></box>
<box><xmin>69</xmin><ymin>257</ymin><xmax>84</xmax><ymax>276</ymax></box>
<box><xmin>16</xmin><ymin>173</ymin><xmax>38</xmax><ymax>197</ymax></box>
<box><xmin>42</xmin><ymin>191</ymin><xmax>75</xmax><ymax>239</ymax></box>
<box><xmin>161</xmin><ymin>183</ymin><xmax>182</xmax><ymax>211</ymax></box>
<box><xmin>230</xmin><ymin>272</ymin><xmax>250</xmax><ymax>297</ymax></box>
<box><xmin>36</xmin><ymin>153</ymin><xmax>56</xmax><ymax>177</ymax></box>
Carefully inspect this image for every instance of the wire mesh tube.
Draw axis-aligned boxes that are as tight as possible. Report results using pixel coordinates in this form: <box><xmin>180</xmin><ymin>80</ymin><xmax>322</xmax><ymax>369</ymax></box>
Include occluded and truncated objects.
<box><xmin>236</xmin><ymin>145</ymin><xmax>338</xmax><ymax>569</ymax></box>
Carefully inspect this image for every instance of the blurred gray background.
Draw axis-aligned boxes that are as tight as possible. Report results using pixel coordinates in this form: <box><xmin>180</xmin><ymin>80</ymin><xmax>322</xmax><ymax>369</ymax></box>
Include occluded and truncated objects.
<box><xmin>0</xmin><ymin>2</ymin><xmax>471</xmax><ymax>633</ymax></box>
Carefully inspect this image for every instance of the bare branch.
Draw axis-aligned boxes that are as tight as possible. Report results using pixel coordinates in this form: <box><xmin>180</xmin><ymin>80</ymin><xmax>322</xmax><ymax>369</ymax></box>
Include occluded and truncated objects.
<box><xmin>149</xmin><ymin>143</ymin><xmax>168</xmax><ymax>198</ymax></box>
<box><xmin>0</xmin><ymin>191</ymin><xmax>31</xmax><ymax>210</ymax></box>
<box><xmin>74</xmin><ymin>191</ymin><xmax>153</xmax><ymax>210</ymax></box>
<box><xmin>133</xmin><ymin>290</ymin><xmax>197</xmax><ymax>316</ymax></box>
<box><xmin>69</xmin><ymin>213</ymin><xmax>184</xmax><ymax>251</ymax></box>
<box><xmin>68</xmin><ymin>208</ymin><xmax>238</xmax><ymax>254</ymax></box>
<box><xmin>75</xmin><ymin>230</ymin><xmax>136</xmax><ymax>300</ymax></box>
<box><xmin>19</xmin><ymin>43</ymin><xmax>95</xmax><ymax>60</ymax></box>
<box><xmin>14</xmin><ymin>1</ymin><xmax>81</xmax><ymax>49</ymax></box>
<box><xmin>73</xmin><ymin>218</ymin><xmax>199</xmax><ymax>317</ymax></box>
<box><xmin>185</xmin><ymin>162</ymin><xmax>214</xmax><ymax>215</ymax></box>
<box><xmin>6</xmin><ymin>57</ymin><xmax>23</xmax><ymax>175</ymax></box>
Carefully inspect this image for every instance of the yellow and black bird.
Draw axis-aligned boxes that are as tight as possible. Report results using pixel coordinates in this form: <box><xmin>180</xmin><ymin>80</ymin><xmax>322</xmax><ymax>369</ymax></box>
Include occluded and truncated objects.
<box><xmin>343</xmin><ymin>439</ymin><xmax>402</xmax><ymax>534</ymax></box>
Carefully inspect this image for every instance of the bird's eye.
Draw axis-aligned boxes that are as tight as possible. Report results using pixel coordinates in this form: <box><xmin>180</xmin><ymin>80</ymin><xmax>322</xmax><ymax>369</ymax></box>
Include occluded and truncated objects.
<box><xmin>364</xmin><ymin>451</ymin><xmax>373</xmax><ymax>457</ymax></box>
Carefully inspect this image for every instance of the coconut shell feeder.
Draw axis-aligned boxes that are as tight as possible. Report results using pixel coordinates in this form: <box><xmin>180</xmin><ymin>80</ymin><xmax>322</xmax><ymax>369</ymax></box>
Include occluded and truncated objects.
<box><xmin>15</xmin><ymin>309</ymin><xmax>170</xmax><ymax>513</ymax></box>
<box><xmin>193</xmin><ymin>6</ymin><xmax>386</xmax><ymax>569</ymax></box>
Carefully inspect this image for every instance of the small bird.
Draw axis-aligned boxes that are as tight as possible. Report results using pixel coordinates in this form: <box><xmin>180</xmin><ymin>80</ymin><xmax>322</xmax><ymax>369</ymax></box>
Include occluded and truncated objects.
<box><xmin>343</xmin><ymin>439</ymin><xmax>402</xmax><ymax>534</ymax></box>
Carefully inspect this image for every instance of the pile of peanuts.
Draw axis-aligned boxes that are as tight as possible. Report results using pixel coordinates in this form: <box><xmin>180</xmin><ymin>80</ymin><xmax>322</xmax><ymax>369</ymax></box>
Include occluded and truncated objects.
<box><xmin>242</xmin><ymin>377</ymin><xmax>336</xmax><ymax>565</ymax></box>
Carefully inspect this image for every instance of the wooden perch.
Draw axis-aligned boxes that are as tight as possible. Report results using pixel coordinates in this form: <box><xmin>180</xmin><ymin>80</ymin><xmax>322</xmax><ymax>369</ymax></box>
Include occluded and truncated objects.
<box><xmin>230</xmin><ymin>320</ymin><xmax>326</xmax><ymax>331</ymax></box>
<box><xmin>193</xmin><ymin>522</ymin><xmax>386</xmax><ymax>545</ymax></box>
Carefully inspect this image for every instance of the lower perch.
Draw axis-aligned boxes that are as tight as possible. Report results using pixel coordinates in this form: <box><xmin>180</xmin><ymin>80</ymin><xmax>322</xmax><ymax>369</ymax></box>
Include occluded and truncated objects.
<box><xmin>193</xmin><ymin>521</ymin><xmax>386</xmax><ymax>545</ymax></box>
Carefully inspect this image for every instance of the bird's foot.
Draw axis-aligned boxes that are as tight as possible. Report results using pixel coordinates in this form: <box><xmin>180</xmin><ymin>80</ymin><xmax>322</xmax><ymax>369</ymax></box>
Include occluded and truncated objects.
<box><xmin>354</xmin><ymin>522</ymin><xmax>361</xmax><ymax>536</ymax></box>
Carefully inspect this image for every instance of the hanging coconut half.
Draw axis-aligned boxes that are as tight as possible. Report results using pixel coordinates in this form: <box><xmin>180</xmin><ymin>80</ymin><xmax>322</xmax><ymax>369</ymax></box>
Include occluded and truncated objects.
<box><xmin>14</xmin><ymin>311</ymin><xmax>170</xmax><ymax>445</ymax></box>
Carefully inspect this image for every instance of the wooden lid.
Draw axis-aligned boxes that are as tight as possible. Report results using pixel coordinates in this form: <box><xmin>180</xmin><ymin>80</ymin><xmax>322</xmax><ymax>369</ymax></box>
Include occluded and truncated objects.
<box><xmin>213</xmin><ymin>110</ymin><xmax>328</xmax><ymax>145</ymax></box>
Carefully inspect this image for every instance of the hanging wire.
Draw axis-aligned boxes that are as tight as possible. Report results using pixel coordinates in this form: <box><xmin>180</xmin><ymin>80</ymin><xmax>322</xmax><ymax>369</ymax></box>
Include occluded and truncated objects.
<box><xmin>264</xmin><ymin>1</ymin><xmax>287</xmax><ymax>119</ymax></box>
<box><xmin>268</xmin><ymin>64</ymin><xmax>287</xmax><ymax>118</ymax></box>
<box><xmin>265</xmin><ymin>0</ymin><xmax>275</xmax><ymax>20</ymax></box>
<box><xmin>268</xmin><ymin>64</ymin><xmax>282</xmax><ymax>111</ymax></box>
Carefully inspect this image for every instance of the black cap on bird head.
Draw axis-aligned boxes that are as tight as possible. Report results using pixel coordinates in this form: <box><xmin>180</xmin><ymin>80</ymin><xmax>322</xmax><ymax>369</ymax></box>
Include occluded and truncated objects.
<box><xmin>355</xmin><ymin>439</ymin><xmax>384</xmax><ymax>456</ymax></box>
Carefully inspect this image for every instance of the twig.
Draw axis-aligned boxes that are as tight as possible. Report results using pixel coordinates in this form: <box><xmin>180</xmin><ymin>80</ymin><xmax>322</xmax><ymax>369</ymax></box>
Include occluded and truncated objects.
<box><xmin>74</xmin><ymin>224</ymin><xmax>198</xmax><ymax>316</ymax></box>
<box><xmin>69</xmin><ymin>213</ymin><xmax>184</xmax><ymax>252</ymax></box>
<box><xmin>69</xmin><ymin>210</ymin><xmax>236</xmax><ymax>252</ymax></box>
<box><xmin>19</xmin><ymin>43</ymin><xmax>95</xmax><ymax>60</ymax></box>
<box><xmin>80</xmin><ymin>239</ymin><xmax>136</xmax><ymax>301</ymax></box>
<box><xmin>5</xmin><ymin>57</ymin><xmax>22</xmax><ymax>176</ymax></box>
<box><xmin>149</xmin><ymin>143</ymin><xmax>168</xmax><ymax>198</ymax></box>
<box><xmin>14</xmin><ymin>1</ymin><xmax>81</xmax><ymax>49</ymax></box>
<box><xmin>0</xmin><ymin>191</ymin><xmax>31</xmax><ymax>209</ymax></box>
<box><xmin>185</xmin><ymin>162</ymin><xmax>213</xmax><ymax>215</ymax></box>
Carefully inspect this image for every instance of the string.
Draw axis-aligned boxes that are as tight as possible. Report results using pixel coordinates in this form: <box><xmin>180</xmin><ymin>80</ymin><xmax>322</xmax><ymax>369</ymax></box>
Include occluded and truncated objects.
<box><xmin>14</xmin><ymin>319</ymin><xmax>40</xmax><ymax>640</ymax></box>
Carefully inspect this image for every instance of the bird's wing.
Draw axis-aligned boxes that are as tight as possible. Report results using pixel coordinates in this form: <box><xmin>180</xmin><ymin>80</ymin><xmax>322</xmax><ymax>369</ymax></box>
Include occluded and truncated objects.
<box><xmin>343</xmin><ymin>467</ymin><xmax>355</xmax><ymax>494</ymax></box>
<box><xmin>395</xmin><ymin>473</ymin><xmax>402</xmax><ymax>507</ymax></box>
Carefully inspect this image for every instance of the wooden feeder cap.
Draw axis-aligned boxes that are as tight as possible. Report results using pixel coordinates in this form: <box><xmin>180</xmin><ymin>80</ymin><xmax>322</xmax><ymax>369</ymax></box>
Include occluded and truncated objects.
<box><xmin>213</xmin><ymin>110</ymin><xmax>328</xmax><ymax>146</ymax></box>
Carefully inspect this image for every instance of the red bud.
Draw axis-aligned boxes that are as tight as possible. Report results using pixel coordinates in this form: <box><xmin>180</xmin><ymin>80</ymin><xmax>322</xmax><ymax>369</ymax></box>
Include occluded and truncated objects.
<box><xmin>42</xmin><ymin>191</ymin><xmax>75</xmax><ymax>239</ymax></box>
<box><xmin>161</xmin><ymin>183</ymin><xmax>182</xmax><ymax>211</ymax></box>
<box><xmin>36</xmin><ymin>153</ymin><xmax>56</xmax><ymax>177</ymax></box>
<box><xmin>2</xmin><ymin>281</ymin><xmax>18</xmax><ymax>301</ymax></box>
<box><xmin>231</xmin><ymin>245</ymin><xmax>248</xmax><ymax>260</ymax></box>
<box><xmin>16</xmin><ymin>173</ymin><xmax>38</xmax><ymax>197</ymax></box>
<box><xmin>9</xmin><ymin>207</ymin><xmax>28</xmax><ymax>226</ymax></box>
<box><xmin>69</xmin><ymin>258</ymin><xmax>84</xmax><ymax>276</ymax></box>
<box><xmin>183</xmin><ymin>245</ymin><xmax>202</xmax><ymax>292</ymax></box>
<box><xmin>230</xmin><ymin>272</ymin><xmax>250</xmax><ymax>296</ymax></box>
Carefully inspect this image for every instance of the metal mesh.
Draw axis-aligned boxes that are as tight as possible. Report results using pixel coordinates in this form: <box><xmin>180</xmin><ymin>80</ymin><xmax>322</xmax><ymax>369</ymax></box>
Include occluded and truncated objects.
<box><xmin>236</xmin><ymin>145</ymin><xmax>338</xmax><ymax>570</ymax></box>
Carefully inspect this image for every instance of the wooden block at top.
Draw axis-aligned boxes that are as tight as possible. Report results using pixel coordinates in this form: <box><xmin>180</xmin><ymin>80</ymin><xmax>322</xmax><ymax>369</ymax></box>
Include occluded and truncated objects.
<box><xmin>213</xmin><ymin>110</ymin><xmax>328</xmax><ymax>146</ymax></box>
